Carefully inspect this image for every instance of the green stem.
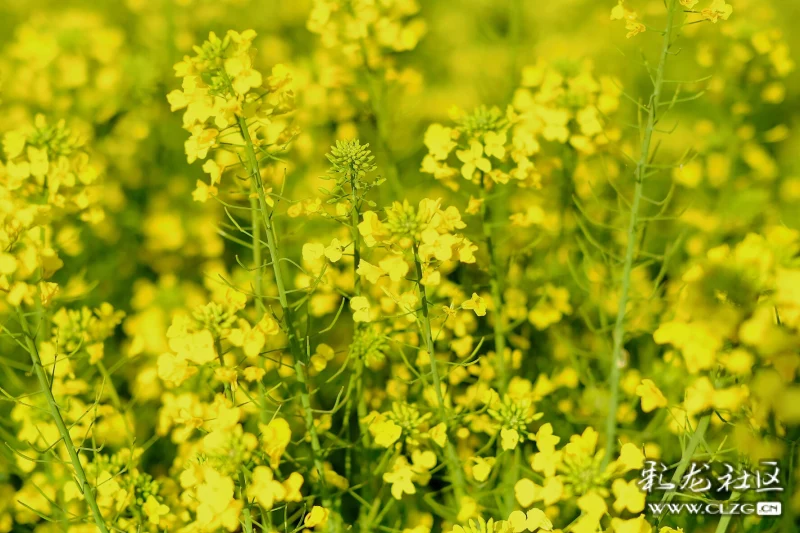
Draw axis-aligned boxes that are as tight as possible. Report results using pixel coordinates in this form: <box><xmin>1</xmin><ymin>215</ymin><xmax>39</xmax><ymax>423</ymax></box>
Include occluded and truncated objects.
<box><xmin>250</xmin><ymin>194</ymin><xmax>264</xmax><ymax>317</ymax></box>
<box><xmin>655</xmin><ymin>414</ymin><xmax>711</xmax><ymax>529</ymax></box>
<box><xmin>238</xmin><ymin>470</ymin><xmax>255</xmax><ymax>533</ymax></box>
<box><xmin>412</xmin><ymin>242</ymin><xmax>467</xmax><ymax>506</ymax></box>
<box><xmin>713</xmin><ymin>490</ymin><xmax>739</xmax><ymax>533</ymax></box>
<box><xmin>481</xmin><ymin>191</ymin><xmax>514</xmax><ymax>516</ymax></box>
<box><xmin>347</xmin><ymin>180</ymin><xmax>368</xmax><ymax>443</ymax></box>
<box><xmin>17</xmin><ymin>308</ymin><xmax>110</xmax><ymax>533</ymax></box>
<box><xmin>351</xmin><ymin>178</ymin><xmax>362</xmax><ymax>297</ymax></box>
<box><xmin>215</xmin><ymin>338</ymin><xmax>234</xmax><ymax>403</ymax></box>
<box><xmin>249</xmin><ymin>181</ymin><xmax>271</xmax><ymax>424</ymax></box>
<box><xmin>237</xmin><ymin>116</ymin><xmax>302</xmax><ymax>358</ymax></box>
<box><xmin>481</xmin><ymin>193</ymin><xmax>508</xmax><ymax>395</ymax></box>
<box><xmin>236</xmin><ymin>116</ymin><xmax>338</xmax><ymax>527</ymax></box>
<box><xmin>345</xmin><ymin>176</ymin><xmax>372</xmax><ymax>529</ymax></box>
<box><xmin>603</xmin><ymin>0</ymin><xmax>677</xmax><ymax>467</ymax></box>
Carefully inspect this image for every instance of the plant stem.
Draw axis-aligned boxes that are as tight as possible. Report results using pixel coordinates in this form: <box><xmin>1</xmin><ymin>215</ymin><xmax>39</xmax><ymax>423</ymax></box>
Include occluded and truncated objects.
<box><xmin>215</xmin><ymin>337</ymin><xmax>234</xmax><ymax>403</ymax></box>
<box><xmin>412</xmin><ymin>242</ymin><xmax>467</xmax><ymax>506</ymax></box>
<box><xmin>250</xmin><ymin>194</ymin><xmax>264</xmax><ymax>317</ymax></box>
<box><xmin>652</xmin><ymin>414</ymin><xmax>711</xmax><ymax>529</ymax></box>
<box><xmin>653</xmin><ymin>414</ymin><xmax>710</xmax><ymax>529</ymax></box>
<box><xmin>237</xmin><ymin>116</ymin><xmax>302</xmax><ymax>359</ymax></box>
<box><xmin>481</xmin><ymin>191</ymin><xmax>515</xmax><ymax>516</ymax></box>
<box><xmin>351</xmin><ymin>178</ymin><xmax>362</xmax><ymax>298</ymax></box>
<box><xmin>713</xmin><ymin>490</ymin><xmax>739</xmax><ymax>533</ymax></box>
<box><xmin>659</xmin><ymin>414</ymin><xmax>710</xmax><ymax>507</ymax></box>
<box><xmin>17</xmin><ymin>308</ymin><xmax>110</xmax><ymax>533</ymax></box>
<box><xmin>238</xmin><ymin>470</ymin><xmax>255</xmax><ymax>533</ymax></box>
<box><xmin>236</xmin><ymin>116</ymin><xmax>337</xmax><ymax>527</ymax></box>
<box><xmin>345</xmin><ymin>176</ymin><xmax>373</xmax><ymax>530</ymax></box>
<box><xmin>481</xmin><ymin>193</ymin><xmax>508</xmax><ymax>395</ymax></box>
<box><xmin>603</xmin><ymin>0</ymin><xmax>677</xmax><ymax>467</ymax></box>
<box><xmin>249</xmin><ymin>182</ymin><xmax>272</xmax><ymax>424</ymax></box>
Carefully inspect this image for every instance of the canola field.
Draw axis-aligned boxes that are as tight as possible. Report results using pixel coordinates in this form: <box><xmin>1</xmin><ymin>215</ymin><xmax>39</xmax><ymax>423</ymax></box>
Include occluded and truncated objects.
<box><xmin>1</xmin><ymin>0</ymin><xmax>799</xmax><ymax>532</ymax></box>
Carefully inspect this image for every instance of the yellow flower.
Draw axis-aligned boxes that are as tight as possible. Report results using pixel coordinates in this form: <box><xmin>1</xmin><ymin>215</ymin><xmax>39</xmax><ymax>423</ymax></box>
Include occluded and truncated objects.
<box><xmin>27</xmin><ymin>146</ymin><xmax>48</xmax><ymax>177</ymax></box>
<box><xmin>573</xmin><ymin>492</ymin><xmax>606</xmax><ymax>533</ymax></box>
<box><xmin>701</xmin><ymin>0</ymin><xmax>732</xmax><ymax>23</ymax></box>
<box><xmin>304</xmin><ymin>506</ymin><xmax>329</xmax><ymax>528</ymax></box>
<box><xmin>358</xmin><ymin>211</ymin><xmax>388</xmax><ymax>247</ymax></box>
<box><xmin>611</xmin><ymin>516</ymin><xmax>651</xmax><ymax>533</ymax></box>
<box><xmin>483</xmin><ymin>131</ymin><xmax>506</xmax><ymax>159</ymax></box>
<box><xmin>260</xmin><ymin>417</ymin><xmax>291</xmax><ymax>467</ymax></box>
<box><xmin>192</xmin><ymin>180</ymin><xmax>218</xmax><ymax>202</ymax></box>
<box><xmin>501</xmin><ymin>427</ymin><xmax>520</xmax><ymax>451</ymax></box>
<box><xmin>202</xmin><ymin>159</ymin><xmax>223</xmax><ymax>185</ymax></box>
<box><xmin>39</xmin><ymin>282</ymin><xmax>59</xmax><ymax>307</ymax></box>
<box><xmin>247</xmin><ymin>466</ymin><xmax>286</xmax><ymax>510</ymax></box>
<box><xmin>679</xmin><ymin>0</ymin><xmax>699</xmax><ymax>8</ymax></box>
<box><xmin>303</xmin><ymin>242</ymin><xmax>326</xmax><ymax>262</ymax></box>
<box><xmin>653</xmin><ymin>321</ymin><xmax>720</xmax><ymax>373</ymax></box>
<box><xmin>325</xmin><ymin>238</ymin><xmax>344</xmax><ymax>262</ymax></box>
<box><xmin>229</xmin><ymin>319</ymin><xmax>266</xmax><ymax>358</ymax></box>
<box><xmin>673</xmin><ymin>160</ymin><xmax>703</xmax><ymax>188</ymax></box>
<box><xmin>534</xmin><ymin>423</ymin><xmax>560</xmax><ymax>452</ymax></box>
<box><xmin>429</xmin><ymin>422</ymin><xmax>448</xmax><ymax>447</ymax></box>
<box><xmin>196</xmin><ymin>468</ymin><xmax>236</xmax><ymax>525</ymax></box>
<box><xmin>625</xmin><ymin>19</ymin><xmax>646</xmax><ymax>39</ymax></box>
<box><xmin>617</xmin><ymin>442</ymin><xmax>645</xmax><ymax>471</ymax></box>
<box><xmin>456</xmin><ymin>140</ymin><xmax>491</xmax><ymax>180</ymax></box>
<box><xmin>143</xmin><ymin>496</ymin><xmax>169</xmax><ymax>526</ymax></box>
<box><xmin>509</xmin><ymin>508</ymin><xmax>552</xmax><ymax>532</ymax></box>
<box><xmin>612</xmin><ymin>478</ymin><xmax>646</xmax><ymax>513</ymax></box>
<box><xmin>225</xmin><ymin>55</ymin><xmax>263</xmax><ymax>95</ymax></box>
<box><xmin>283</xmin><ymin>472</ymin><xmax>304</xmax><ymax>502</ymax></box>
<box><xmin>424</xmin><ymin>124</ymin><xmax>457</xmax><ymax>160</ymax></box>
<box><xmin>3</xmin><ymin>130</ymin><xmax>26</xmax><ymax>158</ymax></box>
<box><xmin>514</xmin><ymin>478</ymin><xmax>540</xmax><ymax>508</ymax></box>
<box><xmin>411</xmin><ymin>449</ymin><xmax>437</xmax><ymax>471</ymax></box>
<box><xmin>527</xmin><ymin>285</ymin><xmax>572</xmax><ymax>330</ymax></box>
<box><xmin>351</xmin><ymin>296</ymin><xmax>371</xmax><ymax>322</ymax></box>
<box><xmin>357</xmin><ymin>260</ymin><xmax>385</xmax><ymax>283</ymax></box>
<box><xmin>466</xmin><ymin>196</ymin><xmax>484</xmax><ymax>215</ymax></box>
<box><xmin>379</xmin><ymin>255</ymin><xmax>410</xmax><ymax>282</ymax></box>
<box><xmin>370</xmin><ymin>418</ymin><xmax>403</xmax><ymax>447</ymax></box>
<box><xmin>462</xmin><ymin>293</ymin><xmax>487</xmax><ymax>316</ymax></box>
<box><xmin>471</xmin><ymin>457</ymin><xmax>494</xmax><ymax>482</ymax></box>
<box><xmin>243</xmin><ymin>366</ymin><xmax>266</xmax><ymax>382</ymax></box>
<box><xmin>525</xmin><ymin>509</ymin><xmax>552</xmax><ymax>531</ymax></box>
<box><xmin>157</xmin><ymin>353</ymin><xmax>196</xmax><ymax>387</ymax></box>
<box><xmin>383</xmin><ymin>456</ymin><xmax>417</xmax><ymax>499</ymax></box>
<box><xmin>636</xmin><ymin>379</ymin><xmax>668</xmax><ymax>412</ymax></box>
<box><xmin>508</xmin><ymin>510</ymin><xmax>528</xmax><ymax>532</ymax></box>
<box><xmin>185</xmin><ymin>330</ymin><xmax>217</xmax><ymax>365</ymax></box>
<box><xmin>610</xmin><ymin>1</ymin><xmax>626</xmax><ymax>20</ymax></box>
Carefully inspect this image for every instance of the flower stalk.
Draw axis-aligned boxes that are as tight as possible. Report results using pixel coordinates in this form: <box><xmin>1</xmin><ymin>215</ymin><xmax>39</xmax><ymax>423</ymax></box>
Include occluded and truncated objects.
<box><xmin>17</xmin><ymin>308</ymin><xmax>111</xmax><ymax>533</ymax></box>
<box><xmin>411</xmin><ymin>241</ymin><xmax>467</xmax><ymax>506</ymax></box>
<box><xmin>346</xmin><ymin>173</ymin><xmax>374</xmax><ymax>530</ymax></box>
<box><xmin>480</xmin><ymin>192</ymin><xmax>508</xmax><ymax>395</ymax></box>
<box><xmin>236</xmin><ymin>115</ymin><xmax>338</xmax><ymax>527</ymax></box>
<box><xmin>603</xmin><ymin>0</ymin><xmax>678</xmax><ymax>467</ymax></box>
